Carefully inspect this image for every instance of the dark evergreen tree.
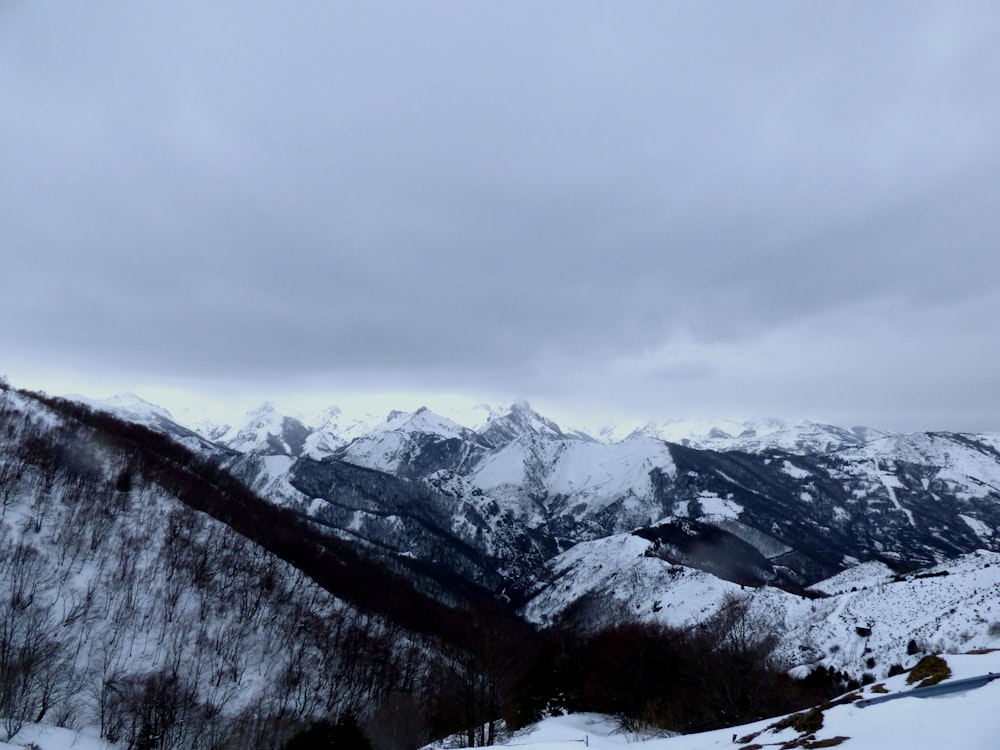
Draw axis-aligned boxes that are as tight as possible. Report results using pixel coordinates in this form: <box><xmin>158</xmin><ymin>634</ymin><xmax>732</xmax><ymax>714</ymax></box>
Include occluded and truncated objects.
<box><xmin>282</xmin><ymin>713</ymin><xmax>372</xmax><ymax>750</ymax></box>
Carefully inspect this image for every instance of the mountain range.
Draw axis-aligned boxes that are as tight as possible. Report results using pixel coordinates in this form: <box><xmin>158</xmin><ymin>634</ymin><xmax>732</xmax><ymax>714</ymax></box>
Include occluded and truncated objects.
<box><xmin>5</xmin><ymin>383</ymin><xmax>1000</xmax><ymax>748</ymax></box>
<box><xmin>99</xmin><ymin>396</ymin><xmax>999</xmax><ymax>579</ymax></box>
<box><xmin>66</xmin><ymin>392</ymin><xmax>1000</xmax><ymax>662</ymax></box>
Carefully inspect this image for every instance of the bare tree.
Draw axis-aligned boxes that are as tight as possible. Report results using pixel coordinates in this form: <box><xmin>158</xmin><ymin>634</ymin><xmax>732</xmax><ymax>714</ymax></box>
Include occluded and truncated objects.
<box><xmin>0</xmin><ymin>603</ymin><xmax>71</xmax><ymax>741</ymax></box>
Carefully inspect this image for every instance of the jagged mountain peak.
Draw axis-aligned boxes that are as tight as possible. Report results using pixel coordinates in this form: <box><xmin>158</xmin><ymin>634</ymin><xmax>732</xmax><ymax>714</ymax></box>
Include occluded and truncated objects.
<box><xmin>227</xmin><ymin>400</ymin><xmax>294</xmax><ymax>433</ymax></box>
<box><xmin>221</xmin><ymin>401</ymin><xmax>309</xmax><ymax>457</ymax></box>
<box><xmin>331</xmin><ymin>406</ymin><xmax>489</xmax><ymax>478</ymax></box>
<box><xmin>510</xmin><ymin>398</ymin><xmax>532</xmax><ymax>414</ymax></box>
<box><xmin>309</xmin><ymin>404</ymin><xmax>343</xmax><ymax>426</ymax></box>
<box><xmin>477</xmin><ymin>399</ymin><xmax>594</xmax><ymax>448</ymax></box>
<box><xmin>242</xmin><ymin>400</ymin><xmax>296</xmax><ymax>420</ymax></box>
<box><xmin>377</xmin><ymin>406</ymin><xmax>473</xmax><ymax>439</ymax></box>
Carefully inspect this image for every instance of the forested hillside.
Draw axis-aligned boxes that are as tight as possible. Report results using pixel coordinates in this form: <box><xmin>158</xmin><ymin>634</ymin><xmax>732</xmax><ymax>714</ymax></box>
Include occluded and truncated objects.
<box><xmin>0</xmin><ymin>385</ymin><xmax>537</xmax><ymax>748</ymax></box>
<box><xmin>0</xmin><ymin>384</ymin><xmax>858</xmax><ymax>748</ymax></box>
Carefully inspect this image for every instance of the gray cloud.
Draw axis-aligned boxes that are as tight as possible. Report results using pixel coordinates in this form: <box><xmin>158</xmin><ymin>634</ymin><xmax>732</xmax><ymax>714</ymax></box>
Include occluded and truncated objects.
<box><xmin>3</xmin><ymin>1</ymin><xmax>1000</xmax><ymax>431</ymax></box>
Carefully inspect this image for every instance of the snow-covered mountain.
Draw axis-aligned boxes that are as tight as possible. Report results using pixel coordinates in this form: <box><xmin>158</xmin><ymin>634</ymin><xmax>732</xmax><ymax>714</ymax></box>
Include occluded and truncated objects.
<box><xmin>194</xmin><ymin>401</ymin><xmax>891</xmax><ymax>460</ymax></box>
<box><xmin>333</xmin><ymin>407</ymin><xmax>490</xmax><ymax>477</ymax></box>
<box><xmin>191</xmin><ymin>399</ymin><xmax>892</xmax><ymax>464</ymax></box>
<box><xmin>621</xmin><ymin>417</ymin><xmax>890</xmax><ymax>454</ymax></box>
<box><xmin>218</xmin><ymin>401</ymin><xmax>311</xmax><ymax>456</ymax></box>
<box><xmin>73</xmin><ymin>393</ymin><xmax>1000</xmax><ymax>602</ymax></box>
<box><xmin>7</xmin><ymin>382</ymin><xmax>1000</xmax><ymax>748</ymax></box>
<box><xmin>68</xmin><ymin>391</ymin><xmax>222</xmax><ymax>453</ymax></box>
<box><xmin>62</xmin><ymin>392</ymin><xmax>1000</xmax><ymax>644</ymax></box>
<box><xmin>523</xmin><ymin>528</ymin><xmax>1000</xmax><ymax>677</ymax></box>
<box><xmin>477</xmin><ymin>399</ymin><xmax>596</xmax><ymax>447</ymax></box>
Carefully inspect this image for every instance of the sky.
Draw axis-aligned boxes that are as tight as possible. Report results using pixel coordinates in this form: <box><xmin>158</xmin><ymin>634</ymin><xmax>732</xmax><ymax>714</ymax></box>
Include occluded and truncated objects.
<box><xmin>3</xmin><ymin>1</ymin><xmax>1000</xmax><ymax>433</ymax></box>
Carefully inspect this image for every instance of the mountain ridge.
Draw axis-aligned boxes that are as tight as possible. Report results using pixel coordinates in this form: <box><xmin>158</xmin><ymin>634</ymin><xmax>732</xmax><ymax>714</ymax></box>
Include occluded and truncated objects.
<box><xmin>72</xmin><ymin>392</ymin><xmax>1000</xmax><ymax>597</ymax></box>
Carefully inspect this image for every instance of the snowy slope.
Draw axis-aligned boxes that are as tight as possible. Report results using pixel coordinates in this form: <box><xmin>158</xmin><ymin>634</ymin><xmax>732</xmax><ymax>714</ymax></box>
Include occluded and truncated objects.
<box><xmin>520</xmin><ymin>533</ymin><xmax>752</xmax><ymax>629</ymax></box>
<box><xmin>0</xmin><ymin>724</ymin><xmax>114</xmax><ymax>750</ymax></box>
<box><xmin>785</xmin><ymin>550</ymin><xmax>1000</xmax><ymax>675</ymax></box>
<box><xmin>26</xmin><ymin>653</ymin><xmax>1000</xmax><ymax>750</ymax></box>
<box><xmin>67</xmin><ymin>392</ymin><xmax>222</xmax><ymax>454</ymax></box>
<box><xmin>835</xmin><ymin>431</ymin><xmax>1000</xmax><ymax>507</ymax></box>
<box><xmin>522</xmin><ymin>531</ymin><xmax>1000</xmax><ymax>679</ymax></box>
<box><xmin>69</xmin><ymin>391</ymin><xmax>175</xmax><ymax>424</ymax></box>
<box><xmin>470</xmin><ymin>433</ymin><xmax>675</xmax><ymax>530</ymax></box>
<box><xmin>476</xmin><ymin>650</ymin><xmax>1000</xmax><ymax>750</ymax></box>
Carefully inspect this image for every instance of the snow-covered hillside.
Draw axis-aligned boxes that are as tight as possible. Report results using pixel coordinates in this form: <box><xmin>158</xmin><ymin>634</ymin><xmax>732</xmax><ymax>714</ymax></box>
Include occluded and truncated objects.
<box><xmin>522</xmin><ymin>530</ymin><xmax>1000</xmax><ymax>679</ymax></box>
<box><xmin>0</xmin><ymin>388</ymin><xmax>439</xmax><ymax>749</ymax></box>
<box><xmin>10</xmin><ymin>652</ymin><xmax>999</xmax><ymax>750</ymax></box>
<box><xmin>469</xmin><ymin>433</ymin><xmax>676</xmax><ymax>530</ymax></box>
<box><xmin>469</xmin><ymin>650</ymin><xmax>1000</xmax><ymax>750</ymax></box>
<box><xmin>335</xmin><ymin>407</ymin><xmax>488</xmax><ymax>476</ymax></box>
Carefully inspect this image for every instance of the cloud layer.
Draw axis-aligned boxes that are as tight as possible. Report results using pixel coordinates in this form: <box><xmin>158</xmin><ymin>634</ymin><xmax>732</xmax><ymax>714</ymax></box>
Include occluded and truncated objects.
<box><xmin>3</xmin><ymin>1</ymin><xmax>1000</xmax><ymax>431</ymax></box>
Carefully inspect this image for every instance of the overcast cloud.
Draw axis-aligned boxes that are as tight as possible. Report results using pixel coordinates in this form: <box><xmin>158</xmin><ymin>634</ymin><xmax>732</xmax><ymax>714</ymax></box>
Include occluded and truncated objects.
<box><xmin>3</xmin><ymin>1</ymin><xmax>1000</xmax><ymax>432</ymax></box>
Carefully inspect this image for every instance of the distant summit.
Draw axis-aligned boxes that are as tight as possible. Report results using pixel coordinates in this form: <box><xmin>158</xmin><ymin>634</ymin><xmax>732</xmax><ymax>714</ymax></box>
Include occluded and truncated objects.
<box><xmin>477</xmin><ymin>399</ymin><xmax>592</xmax><ymax>448</ymax></box>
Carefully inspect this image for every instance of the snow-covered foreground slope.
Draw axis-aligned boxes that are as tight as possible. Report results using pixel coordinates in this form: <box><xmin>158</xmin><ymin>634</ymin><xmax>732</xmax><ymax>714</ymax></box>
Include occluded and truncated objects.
<box><xmin>522</xmin><ymin>531</ymin><xmax>1000</xmax><ymax>678</ymax></box>
<box><xmin>11</xmin><ymin>652</ymin><xmax>999</xmax><ymax>750</ymax></box>
<box><xmin>466</xmin><ymin>650</ymin><xmax>1000</xmax><ymax>750</ymax></box>
<box><xmin>0</xmin><ymin>725</ymin><xmax>113</xmax><ymax>750</ymax></box>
